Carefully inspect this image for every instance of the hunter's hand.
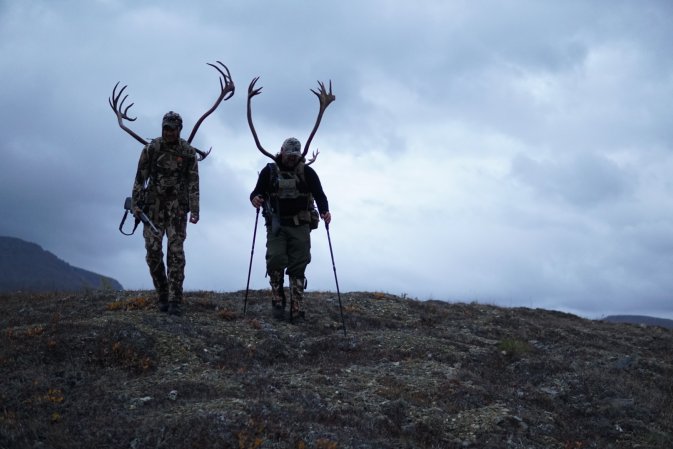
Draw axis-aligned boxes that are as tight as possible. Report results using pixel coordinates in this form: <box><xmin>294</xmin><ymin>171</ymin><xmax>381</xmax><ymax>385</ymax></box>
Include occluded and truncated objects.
<box><xmin>133</xmin><ymin>207</ymin><xmax>143</xmax><ymax>219</ymax></box>
<box><xmin>251</xmin><ymin>195</ymin><xmax>264</xmax><ymax>209</ymax></box>
<box><xmin>321</xmin><ymin>211</ymin><xmax>331</xmax><ymax>226</ymax></box>
<box><xmin>190</xmin><ymin>212</ymin><xmax>199</xmax><ymax>224</ymax></box>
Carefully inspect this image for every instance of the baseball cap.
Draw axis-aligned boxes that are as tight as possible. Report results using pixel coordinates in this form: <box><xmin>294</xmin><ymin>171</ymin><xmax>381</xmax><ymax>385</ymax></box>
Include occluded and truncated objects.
<box><xmin>281</xmin><ymin>137</ymin><xmax>302</xmax><ymax>155</ymax></box>
<box><xmin>162</xmin><ymin>111</ymin><xmax>183</xmax><ymax>129</ymax></box>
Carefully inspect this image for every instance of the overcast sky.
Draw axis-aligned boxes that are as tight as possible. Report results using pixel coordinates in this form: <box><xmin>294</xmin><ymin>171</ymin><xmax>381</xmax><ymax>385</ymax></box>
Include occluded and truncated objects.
<box><xmin>2</xmin><ymin>0</ymin><xmax>673</xmax><ymax>320</ymax></box>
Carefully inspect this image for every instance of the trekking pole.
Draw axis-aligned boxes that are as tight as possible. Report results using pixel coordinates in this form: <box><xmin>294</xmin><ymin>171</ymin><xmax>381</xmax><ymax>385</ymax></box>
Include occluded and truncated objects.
<box><xmin>243</xmin><ymin>207</ymin><xmax>260</xmax><ymax>316</ymax></box>
<box><xmin>325</xmin><ymin>223</ymin><xmax>347</xmax><ymax>337</ymax></box>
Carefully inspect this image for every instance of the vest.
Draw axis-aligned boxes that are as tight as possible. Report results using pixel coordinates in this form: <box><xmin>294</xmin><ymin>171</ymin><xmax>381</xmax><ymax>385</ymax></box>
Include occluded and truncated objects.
<box><xmin>267</xmin><ymin>162</ymin><xmax>319</xmax><ymax>229</ymax></box>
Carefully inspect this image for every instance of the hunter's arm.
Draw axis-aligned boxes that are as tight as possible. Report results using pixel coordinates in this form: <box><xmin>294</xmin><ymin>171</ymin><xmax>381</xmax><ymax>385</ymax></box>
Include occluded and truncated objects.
<box><xmin>304</xmin><ymin>166</ymin><xmax>329</xmax><ymax>214</ymax></box>
<box><xmin>250</xmin><ymin>165</ymin><xmax>271</xmax><ymax>201</ymax></box>
<box><xmin>131</xmin><ymin>145</ymin><xmax>151</xmax><ymax>208</ymax></box>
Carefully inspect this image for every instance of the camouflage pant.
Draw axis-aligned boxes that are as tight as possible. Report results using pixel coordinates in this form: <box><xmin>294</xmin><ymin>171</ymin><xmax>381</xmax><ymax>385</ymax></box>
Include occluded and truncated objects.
<box><xmin>266</xmin><ymin>224</ymin><xmax>310</xmax><ymax>313</ymax></box>
<box><xmin>143</xmin><ymin>197</ymin><xmax>188</xmax><ymax>302</ymax></box>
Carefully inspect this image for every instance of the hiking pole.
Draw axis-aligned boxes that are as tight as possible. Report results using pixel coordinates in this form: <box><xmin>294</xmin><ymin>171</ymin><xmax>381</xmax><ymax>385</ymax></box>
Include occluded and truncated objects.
<box><xmin>243</xmin><ymin>207</ymin><xmax>260</xmax><ymax>316</ymax></box>
<box><xmin>325</xmin><ymin>223</ymin><xmax>347</xmax><ymax>337</ymax></box>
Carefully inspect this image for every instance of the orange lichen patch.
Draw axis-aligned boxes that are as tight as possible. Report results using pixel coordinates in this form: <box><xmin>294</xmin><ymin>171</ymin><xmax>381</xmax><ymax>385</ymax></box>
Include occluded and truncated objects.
<box><xmin>315</xmin><ymin>439</ymin><xmax>338</xmax><ymax>449</ymax></box>
<box><xmin>236</xmin><ymin>418</ymin><xmax>265</xmax><ymax>449</ymax></box>
<box><xmin>371</xmin><ymin>291</ymin><xmax>399</xmax><ymax>300</ymax></box>
<box><xmin>25</xmin><ymin>326</ymin><xmax>45</xmax><ymax>337</ymax></box>
<box><xmin>44</xmin><ymin>389</ymin><xmax>64</xmax><ymax>404</ymax></box>
<box><xmin>343</xmin><ymin>304</ymin><xmax>359</xmax><ymax>314</ymax></box>
<box><xmin>218</xmin><ymin>309</ymin><xmax>238</xmax><ymax>321</ymax></box>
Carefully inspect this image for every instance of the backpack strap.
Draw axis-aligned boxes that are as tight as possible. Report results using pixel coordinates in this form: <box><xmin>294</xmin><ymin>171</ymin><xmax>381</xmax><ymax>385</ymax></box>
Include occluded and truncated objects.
<box><xmin>268</xmin><ymin>162</ymin><xmax>279</xmax><ymax>186</ymax></box>
<box><xmin>147</xmin><ymin>138</ymin><xmax>160</xmax><ymax>185</ymax></box>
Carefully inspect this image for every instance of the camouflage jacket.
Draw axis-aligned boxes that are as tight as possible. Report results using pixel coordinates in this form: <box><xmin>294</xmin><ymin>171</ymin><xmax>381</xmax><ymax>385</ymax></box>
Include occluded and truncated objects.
<box><xmin>132</xmin><ymin>137</ymin><xmax>200</xmax><ymax>215</ymax></box>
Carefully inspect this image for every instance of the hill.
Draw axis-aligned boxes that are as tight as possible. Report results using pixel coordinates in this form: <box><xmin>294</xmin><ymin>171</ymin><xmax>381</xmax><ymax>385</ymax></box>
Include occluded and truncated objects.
<box><xmin>0</xmin><ymin>236</ymin><xmax>123</xmax><ymax>292</ymax></box>
<box><xmin>602</xmin><ymin>315</ymin><xmax>673</xmax><ymax>330</ymax></box>
<box><xmin>0</xmin><ymin>289</ymin><xmax>671</xmax><ymax>449</ymax></box>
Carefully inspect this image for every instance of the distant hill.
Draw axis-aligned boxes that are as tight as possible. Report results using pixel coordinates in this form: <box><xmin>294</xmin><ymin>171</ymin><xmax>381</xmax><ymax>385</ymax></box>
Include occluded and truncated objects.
<box><xmin>0</xmin><ymin>236</ymin><xmax>123</xmax><ymax>292</ymax></box>
<box><xmin>602</xmin><ymin>314</ymin><xmax>673</xmax><ymax>329</ymax></box>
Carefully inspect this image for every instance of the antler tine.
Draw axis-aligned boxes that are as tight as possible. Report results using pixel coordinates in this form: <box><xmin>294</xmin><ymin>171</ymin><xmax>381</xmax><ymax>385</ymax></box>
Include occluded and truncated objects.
<box><xmin>303</xmin><ymin>79</ymin><xmax>335</xmax><ymax>159</ymax></box>
<box><xmin>186</xmin><ymin>61</ymin><xmax>236</xmax><ymax>147</ymax></box>
<box><xmin>247</xmin><ymin>77</ymin><xmax>276</xmax><ymax>161</ymax></box>
<box><xmin>195</xmin><ymin>147</ymin><xmax>211</xmax><ymax>161</ymax></box>
<box><xmin>109</xmin><ymin>83</ymin><xmax>134</xmax><ymax>116</ymax></box>
<box><xmin>109</xmin><ymin>82</ymin><xmax>148</xmax><ymax>146</ymax></box>
<box><xmin>209</xmin><ymin>61</ymin><xmax>235</xmax><ymax>101</ymax></box>
<box><xmin>306</xmin><ymin>149</ymin><xmax>320</xmax><ymax>166</ymax></box>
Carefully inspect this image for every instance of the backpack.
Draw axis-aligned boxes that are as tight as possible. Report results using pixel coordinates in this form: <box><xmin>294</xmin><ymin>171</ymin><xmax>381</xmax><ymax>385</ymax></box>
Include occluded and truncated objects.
<box><xmin>144</xmin><ymin>137</ymin><xmax>196</xmax><ymax>211</ymax></box>
<box><xmin>267</xmin><ymin>162</ymin><xmax>319</xmax><ymax>230</ymax></box>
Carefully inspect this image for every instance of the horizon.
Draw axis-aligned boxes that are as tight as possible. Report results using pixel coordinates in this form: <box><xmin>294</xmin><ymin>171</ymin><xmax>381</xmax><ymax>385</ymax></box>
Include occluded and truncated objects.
<box><xmin>4</xmin><ymin>233</ymin><xmax>673</xmax><ymax>323</ymax></box>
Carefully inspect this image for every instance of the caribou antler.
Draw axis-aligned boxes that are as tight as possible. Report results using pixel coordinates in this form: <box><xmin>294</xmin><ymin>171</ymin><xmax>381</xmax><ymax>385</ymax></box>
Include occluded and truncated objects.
<box><xmin>186</xmin><ymin>61</ymin><xmax>235</xmax><ymax>149</ymax></box>
<box><xmin>306</xmin><ymin>149</ymin><xmax>320</xmax><ymax>166</ymax></box>
<box><xmin>247</xmin><ymin>78</ymin><xmax>334</xmax><ymax>164</ymax></box>
<box><xmin>109</xmin><ymin>82</ymin><xmax>148</xmax><ymax>146</ymax></box>
<box><xmin>303</xmin><ymin>80</ymin><xmax>335</xmax><ymax>159</ymax></box>
<box><xmin>110</xmin><ymin>61</ymin><xmax>235</xmax><ymax>161</ymax></box>
<box><xmin>247</xmin><ymin>77</ymin><xmax>276</xmax><ymax>161</ymax></box>
<box><xmin>109</xmin><ymin>83</ymin><xmax>210</xmax><ymax>161</ymax></box>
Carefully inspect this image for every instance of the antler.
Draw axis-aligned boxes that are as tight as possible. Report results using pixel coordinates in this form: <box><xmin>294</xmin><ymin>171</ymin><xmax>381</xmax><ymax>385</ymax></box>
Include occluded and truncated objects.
<box><xmin>108</xmin><ymin>82</ymin><xmax>148</xmax><ymax>146</ymax></box>
<box><xmin>247</xmin><ymin>77</ymin><xmax>277</xmax><ymax>161</ymax></box>
<box><xmin>110</xmin><ymin>62</ymin><xmax>235</xmax><ymax>162</ymax></box>
<box><xmin>186</xmin><ymin>61</ymin><xmax>235</xmax><ymax>157</ymax></box>
<box><xmin>303</xmin><ymin>80</ymin><xmax>335</xmax><ymax>159</ymax></box>
<box><xmin>305</xmin><ymin>149</ymin><xmax>320</xmax><ymax>166</ymax></box>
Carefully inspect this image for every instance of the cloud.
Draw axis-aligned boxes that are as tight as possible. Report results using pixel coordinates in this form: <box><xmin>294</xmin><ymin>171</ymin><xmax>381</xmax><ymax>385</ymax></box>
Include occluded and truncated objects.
<box><xmin>2</xmin><ymin>0</ymin><xmax>673</xmax><ymax>320</ymax></box>
<box><xmin>510</xmin><ymin>152</ymin><xmax>634</xmax><ymax>208</ymax></box>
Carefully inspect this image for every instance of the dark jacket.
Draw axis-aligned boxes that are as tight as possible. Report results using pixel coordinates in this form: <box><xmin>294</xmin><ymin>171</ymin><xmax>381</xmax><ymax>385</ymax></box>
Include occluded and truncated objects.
<box><xmin>250</xmin><ymin>161</ymin><xmax>329</xmax><ymax>218</ymax></box>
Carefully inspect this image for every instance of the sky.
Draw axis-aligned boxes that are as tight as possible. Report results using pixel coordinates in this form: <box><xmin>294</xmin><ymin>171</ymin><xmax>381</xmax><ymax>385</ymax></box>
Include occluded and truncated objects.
<box><xmin>2</xmin><ymin>0</ymin><xmax>673</xmax><ymax>320</ymax></box>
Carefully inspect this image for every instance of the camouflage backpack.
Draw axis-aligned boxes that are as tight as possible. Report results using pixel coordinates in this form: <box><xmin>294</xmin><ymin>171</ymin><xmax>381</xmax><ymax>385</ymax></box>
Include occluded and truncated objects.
<box><xmin>144</xmin><ymin>137</ymin><xmax>197</xmax><ymax>211</ymax></box>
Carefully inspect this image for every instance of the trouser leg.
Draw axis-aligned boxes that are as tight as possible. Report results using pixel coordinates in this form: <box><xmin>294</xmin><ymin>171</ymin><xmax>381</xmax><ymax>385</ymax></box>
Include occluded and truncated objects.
<box><xmin>266</xmin><ymin>224</ymin><xmax>311</xmax><ymax>319</ymax></box>
<box><xmin>286</xmin><ymin>225</ymin><xmax>310</xmax><ymax>318</ymax></box>
<box><xmin>266</xmin><ymin>227</ymin><xmax>288</xmax><ymax>309</ymax></box>
<box><xmin>144</xmin><ymin>223</ymin><xmax>168</xmax><ymax>308</ymax></box>
<box><xmin>265</xmin><ymin>228</ymin><xmax>288</xmax><ymax>274</ymax></box>
<box><xmin>285</xmin><ymin>224</ymin><xmax>311</xmax><ymax>279</ymax></box>
<box><xmin>166</xmin><ymin>213</ymin><xmax>188</xmax><ymax>304</ymax></box>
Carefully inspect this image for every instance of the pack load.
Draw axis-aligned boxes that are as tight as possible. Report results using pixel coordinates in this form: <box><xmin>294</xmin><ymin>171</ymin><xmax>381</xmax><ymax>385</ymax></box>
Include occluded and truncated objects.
<box><xmin>267</xmin><ymin>162</ymin><xmax>320</xmax><ymax>230</ymax></box>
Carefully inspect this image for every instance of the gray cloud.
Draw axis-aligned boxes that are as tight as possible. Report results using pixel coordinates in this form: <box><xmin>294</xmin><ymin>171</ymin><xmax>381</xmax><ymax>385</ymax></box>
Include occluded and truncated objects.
<box><xmin>2</xmin><ymin>0</ymin><xmax>673</xmax><ymax>320</ymax></box>
<box><xmin>510</xmin><ymin>152</ymin><xmax>634</xmax><ymax>208</ymax></box>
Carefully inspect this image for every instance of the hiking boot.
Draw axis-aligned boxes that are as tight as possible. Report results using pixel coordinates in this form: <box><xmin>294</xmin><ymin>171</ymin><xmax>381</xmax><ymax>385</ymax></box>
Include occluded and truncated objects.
<box><xmin>272</xmin><ymin>303</ymin><xmax>286</xmax><ymax>320</ymax></box>
<box><xmin>269</xmin><ymin>270</ymin><xmax>285</xmax><ymax>300</ymax></box>
<box><xmin>289</xmin><ymin>276</ymin><xmax>305</xmax><ymax>317</ymax></box>
<box><xmin>290</xmin><ymin>310</ymin><xmax>306</xmax><ymax>323</ymax></box>
<box><xmin>167</xmin><ymin>302</ymin><xmax>182</xmax><ymax>316</ymax></box>
<box><xmin>269</xmin><ymin>269</ymin><xmax>287</xmax><ymax>312</ymax></box>
<box><xmin>158</xmin><ymin>292</ymin><xmax>169</xmax><ymax>313</ymax></box>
